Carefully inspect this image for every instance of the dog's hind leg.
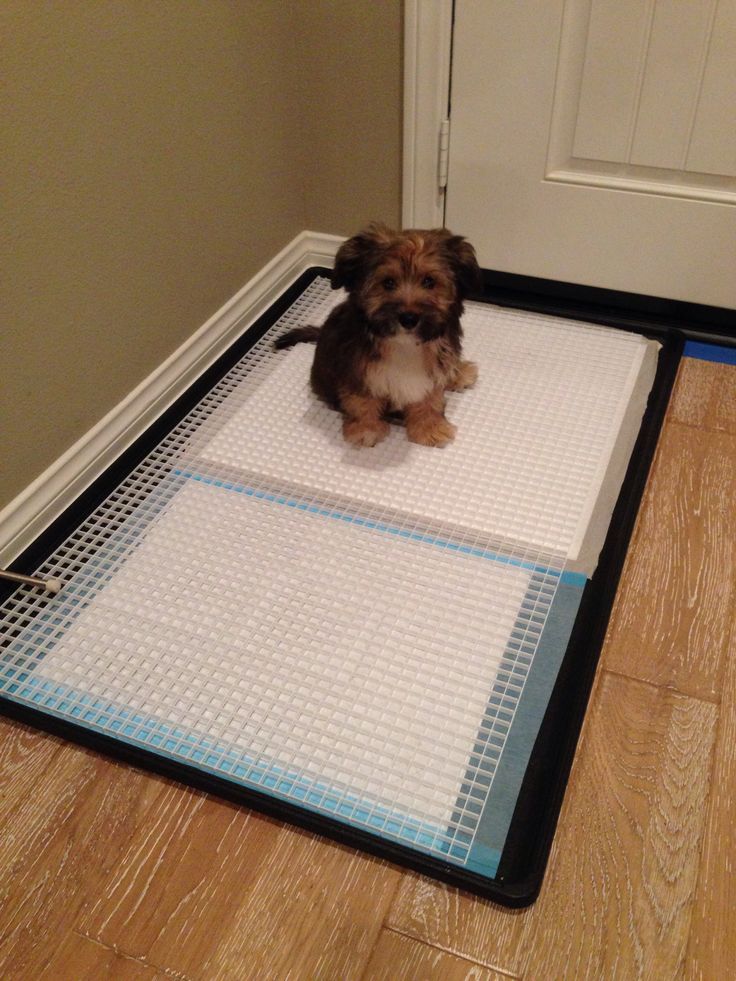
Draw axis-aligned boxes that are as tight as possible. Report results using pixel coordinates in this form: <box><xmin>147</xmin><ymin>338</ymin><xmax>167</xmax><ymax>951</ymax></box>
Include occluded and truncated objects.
<box><xmin>446</xmin><ymin>360</ymin><xmax>479</xmax><ymax>391</ymax></box>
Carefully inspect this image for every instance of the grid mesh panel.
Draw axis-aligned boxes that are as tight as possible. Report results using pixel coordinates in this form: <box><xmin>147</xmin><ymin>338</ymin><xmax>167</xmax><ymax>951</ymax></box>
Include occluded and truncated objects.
<box><xmin>191</xmin><ymin>278</ymin><xmax>649</xmax><ymax>560</ymax></box>
<box><xmin>0</xmin><ymin>277</ymin><xmax>649</xmax><ymax>865</ymax></box>
<box><xmin>3</xmin><ymin>480</ymin><xmax>552</xmax><ymax>858</ymax></box>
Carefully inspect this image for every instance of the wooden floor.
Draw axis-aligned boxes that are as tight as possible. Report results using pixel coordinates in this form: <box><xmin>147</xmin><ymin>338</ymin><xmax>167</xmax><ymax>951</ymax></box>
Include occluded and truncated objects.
<box><xmin>1</xmin><ymin>354</ymin><xmax>734</xmax><ymax>980</ymax></box>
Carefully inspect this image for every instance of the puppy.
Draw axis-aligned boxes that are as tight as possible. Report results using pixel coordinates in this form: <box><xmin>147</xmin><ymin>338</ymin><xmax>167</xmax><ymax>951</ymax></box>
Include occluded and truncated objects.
<box><xmin>275</xmin><ymin>223</ymin><xmax>480</xmax><ymax>448</ymax></box>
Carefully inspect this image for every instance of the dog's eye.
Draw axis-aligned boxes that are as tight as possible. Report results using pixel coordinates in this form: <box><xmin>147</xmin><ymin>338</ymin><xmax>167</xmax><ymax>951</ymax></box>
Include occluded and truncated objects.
<box><xmin>382</xmin><ymin>278</ymin><xmax>397</xmax><ymax>291</ymax></box>
<box><xmin>421</xmin><ymin>276</ymin><xmax>436</xmax><ymax>289</ymax></box>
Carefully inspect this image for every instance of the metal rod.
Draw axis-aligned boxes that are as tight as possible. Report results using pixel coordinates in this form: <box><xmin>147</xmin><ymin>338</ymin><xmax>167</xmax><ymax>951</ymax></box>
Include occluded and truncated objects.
<box><xmin>0</xmin><ymin>570</ymin><xmax>62</xmax><ymax>594</ymax></box>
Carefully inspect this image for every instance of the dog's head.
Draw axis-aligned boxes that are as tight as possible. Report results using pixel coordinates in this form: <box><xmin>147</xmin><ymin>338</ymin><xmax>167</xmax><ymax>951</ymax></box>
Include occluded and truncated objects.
<box><xmin>331</xmin><ymin>223</ymin><xmax>480</xmax><ymax>341</ymax></box>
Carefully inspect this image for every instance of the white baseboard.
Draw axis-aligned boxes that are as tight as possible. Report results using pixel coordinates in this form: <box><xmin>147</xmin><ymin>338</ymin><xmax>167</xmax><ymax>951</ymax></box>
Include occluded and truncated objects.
<box><xmin>0</xmin><ymin>230</ymin><xmax>342</xmax><ymax>567</ymax></box>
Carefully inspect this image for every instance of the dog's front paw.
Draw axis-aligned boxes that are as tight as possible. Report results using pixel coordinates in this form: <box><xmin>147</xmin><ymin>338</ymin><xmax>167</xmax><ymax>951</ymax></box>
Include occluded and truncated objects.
<box><xmin>407</xmin><ymin>416</ymin><xmax>457</xmax><ymax>448</ymax></box>
<box><xmin>447</xmin><ymin>360</ymin><xmax>479</xmax><ymax>391</ymax></box>
<box><xmin>343</xmin><ymin>418</ymin><xmax>390</xmax><ymax>448</ymax></box>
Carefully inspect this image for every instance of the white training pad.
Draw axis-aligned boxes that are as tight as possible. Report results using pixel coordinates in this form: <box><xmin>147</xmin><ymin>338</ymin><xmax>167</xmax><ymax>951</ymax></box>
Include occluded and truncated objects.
<box><xmin>27</xmin><ymin>479</ymin><xmax>535</xmax><ymax>834</ymax></box>
<box><xmin>190</xmin><ymin>279</ymin><xmax>658</xmax><ymax>570</ymax></box>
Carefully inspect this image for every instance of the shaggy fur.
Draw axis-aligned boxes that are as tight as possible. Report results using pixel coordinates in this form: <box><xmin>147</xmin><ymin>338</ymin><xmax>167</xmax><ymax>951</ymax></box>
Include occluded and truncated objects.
<box><xmin>274</xmin><ymin>223</ymin><xmax>481</xmax><ymax>448</ymax></box>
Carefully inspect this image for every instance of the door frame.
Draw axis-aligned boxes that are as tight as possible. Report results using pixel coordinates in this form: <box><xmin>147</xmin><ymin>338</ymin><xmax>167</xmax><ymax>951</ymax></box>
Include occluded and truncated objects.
<box><xmin>402</xmin><ymin>0</ymin><xmax>453</xmax><ymax>229</ymax></box>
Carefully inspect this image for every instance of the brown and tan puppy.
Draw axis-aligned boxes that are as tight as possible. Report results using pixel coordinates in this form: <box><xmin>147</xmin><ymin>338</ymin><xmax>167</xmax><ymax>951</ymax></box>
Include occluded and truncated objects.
<box><xmin>274</xmin><ymin>223</ymin><xmax>481</xmax><ymax>448</ymax></box>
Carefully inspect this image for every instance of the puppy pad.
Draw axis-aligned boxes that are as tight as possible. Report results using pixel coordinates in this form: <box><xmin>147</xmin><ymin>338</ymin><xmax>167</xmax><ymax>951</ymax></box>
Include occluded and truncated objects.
<box><xmin>4</xmin><ymin>479</ymin><xmax>550</xmax><ymax>857</ymax></box>
<box><xmin>187</xmin><ymin>278</ymin><xmax>658</xmax><ymax>573</ymax></box>
<box><xmin>0</xmin><ymin>274</ymin><xmax>662</xmax><ymax>897</ymax></box>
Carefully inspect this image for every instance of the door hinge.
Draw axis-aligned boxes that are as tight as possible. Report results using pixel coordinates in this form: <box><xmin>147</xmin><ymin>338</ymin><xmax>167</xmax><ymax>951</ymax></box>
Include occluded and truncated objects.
<box><xmin>438</xmin><ymin>117</ymin><xmax>451</xmax><ymax>191</ymax></box>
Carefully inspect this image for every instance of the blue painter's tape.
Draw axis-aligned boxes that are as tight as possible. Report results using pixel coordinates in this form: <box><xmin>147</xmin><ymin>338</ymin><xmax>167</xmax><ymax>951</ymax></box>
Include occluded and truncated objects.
<box><xmin>684</xmin><ymin>341</ymin><xmax>736</xmax><ymax>365</ymax></box>
<box><xmin>464</xmin><ymin>577</ymin><xmax>585</xmax><ymax>877</ymax></box>
<box><xmin>465</xmin><ymin>842</ymin><xmax>503</xmax><ymax>877</ymax></box>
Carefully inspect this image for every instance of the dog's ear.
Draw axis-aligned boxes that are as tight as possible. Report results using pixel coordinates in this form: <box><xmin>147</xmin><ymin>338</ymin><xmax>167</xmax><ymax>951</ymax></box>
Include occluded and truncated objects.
<box><xmin>331</xmin><ymin>223</ymin><xmax>395</xmax><ymax>291</ymax></box>
<box><xmin>439</xmin><ymin>232</ymin><xmax>482</xmax><ymax>299</ymax></box>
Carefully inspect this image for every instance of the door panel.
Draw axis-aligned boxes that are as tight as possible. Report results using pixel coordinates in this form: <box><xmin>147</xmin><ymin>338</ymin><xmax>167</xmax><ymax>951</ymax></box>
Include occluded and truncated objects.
<box><xmin>446</xmin><ymin>0</ymin><xmax>736</xmax><ymax>307</ymax></box>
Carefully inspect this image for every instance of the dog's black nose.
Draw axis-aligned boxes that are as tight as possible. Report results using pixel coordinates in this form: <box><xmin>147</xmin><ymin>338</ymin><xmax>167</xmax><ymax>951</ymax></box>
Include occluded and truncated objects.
<box><xmin>398</xmin><ymin>311</ymin><xmax>420</xmax><ymax>328</ymax></box>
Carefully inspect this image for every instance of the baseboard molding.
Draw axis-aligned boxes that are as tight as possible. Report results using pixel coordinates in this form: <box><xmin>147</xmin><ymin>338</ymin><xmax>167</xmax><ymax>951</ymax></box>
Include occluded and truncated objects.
<box><xmin>0</xmin><ymin>231</ymin><xmax>342</xmax><ymax>567</ymax></box>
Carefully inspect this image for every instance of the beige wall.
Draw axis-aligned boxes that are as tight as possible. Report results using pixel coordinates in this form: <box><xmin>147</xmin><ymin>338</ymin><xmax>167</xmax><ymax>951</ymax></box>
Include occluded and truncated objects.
<box><xmin>294</xmin><ymin>2</ymin><xmax>403</xmax><ymax>234</ymax></box>
<box><xmin>1</xmin><ymin>1</ymin><xmax>402</xmax><ymax>510</ymax></box>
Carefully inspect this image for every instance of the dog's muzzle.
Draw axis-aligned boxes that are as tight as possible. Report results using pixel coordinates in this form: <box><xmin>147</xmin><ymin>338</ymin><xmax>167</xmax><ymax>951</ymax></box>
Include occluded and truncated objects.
<box><xmin>397</xmin><ymin>311</ymin><xmax>420</xmax><ymax>328</ymax></box>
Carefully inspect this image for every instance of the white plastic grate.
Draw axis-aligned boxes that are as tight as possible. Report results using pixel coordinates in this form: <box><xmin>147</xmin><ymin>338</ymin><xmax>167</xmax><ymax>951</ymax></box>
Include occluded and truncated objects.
<box><xmin>187</xmin><ymin>278</ymin><xmax>656</xmax><ymax>566</ymax></box>
<box><xmin>3</xmin><ymin>480</ymin><xmax>549</xmax><ymax>857</ymax></box>
<box><xmin>0</xmin><ymin>275</ymin><xmax>657</xmax><ymax>866</ymax></box>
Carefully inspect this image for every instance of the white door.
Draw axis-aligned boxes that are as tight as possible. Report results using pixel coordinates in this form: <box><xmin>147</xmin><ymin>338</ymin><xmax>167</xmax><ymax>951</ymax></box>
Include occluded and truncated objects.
<box><xmin>445</xmin><ymin>0</ymin><xmax>736</xmax><ymax>308</ymax></box>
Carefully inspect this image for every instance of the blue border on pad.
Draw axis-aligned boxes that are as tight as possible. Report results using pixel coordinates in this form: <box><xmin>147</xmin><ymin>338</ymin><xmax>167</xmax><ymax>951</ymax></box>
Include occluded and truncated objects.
<box><xmin>684</xmin><ymin>341</ymin><xmax>736</xmax><ymax>365</ymax></box>
<box><xmin>462</xmin><ymin>579</ymin><xmax>585</xmax><ymax>877</ymax></box>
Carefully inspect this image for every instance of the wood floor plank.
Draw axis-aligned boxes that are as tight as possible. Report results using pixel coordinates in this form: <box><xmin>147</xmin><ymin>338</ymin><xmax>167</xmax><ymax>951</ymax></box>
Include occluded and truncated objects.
<box><xmin>96</xmin><ymin>795</ymin><xmax>308</xmax><ymax>975</ymax></box>
<box><xmin>669</xmin><ymin>357</ymin><xmax>736</xmax><ymax>434</ymax></box>
<box><xmin>685</xmin><ymin>611</ymin><xmax>736</xmax><ymax>980</ymax></box>
<box><xmin>83</xmin><ymin>790</ymin><xmax>400</xmax><ymax>981</ymax></box>
<box><xmin>387</xmin><ymin>673</ymin><xmax>717</xmax><ymax>980</ymax></box>
<box><xmin>0</xmin><ymin>718</ymin><xmax>63</xmax><ymax>820</ymax></box>
<box><xmin>602</xmin><ymin>423</ymin><xmax>736</xmax><ymax>700</ymax></box>
<box><xmin>362</xmin><ymin>929</ymin><xmax>515</xmax><ymax>980</ymax></box>
<box><xmin>0</xmin><ymin>733</ymin><xmax>162</xmax><ymax>979</ymax></box>
<box><xmin>81</xmin><ymin>781</ymin><xmax>280</xmax><ymax>962</ymax></box>
<box><xmin>200</xmin><ymin>829</ymin><xmax>400</xmax><ymax>981</ymax></box>
<box><xmin>37</xmin><ymin>932</ymin><xmax>166</xmax><ymax>980</ymax></box>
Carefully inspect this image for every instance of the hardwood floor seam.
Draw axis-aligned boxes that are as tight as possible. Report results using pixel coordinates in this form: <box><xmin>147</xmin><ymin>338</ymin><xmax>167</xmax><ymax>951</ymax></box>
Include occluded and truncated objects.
<box><xmin>381</xmin><ymin>924</ymin><xmax>520</xmax><ymax>978</ymax></box>
<box><xmin>667</xmin><ymin>417</ymin><xmax>736</xmax><ymax>438</ymax></box>
<box><xmin>356</xmin><ymin>871</ymin><xmax>408</xmax><ymax>981</ymax></box>
<box><xmin>665</xmin><ymin>418</ymin><xmax>736</xmax><ymax>438</ymax></box>
<box><xmin>76</xmin><ymin>930</ymin><xmax>195</xmax><ymax>981</ymax></box>
<box><xmin>601</xmin><ymin>667</ymin><xmax>721</xmax><ymax>705</ymax></box>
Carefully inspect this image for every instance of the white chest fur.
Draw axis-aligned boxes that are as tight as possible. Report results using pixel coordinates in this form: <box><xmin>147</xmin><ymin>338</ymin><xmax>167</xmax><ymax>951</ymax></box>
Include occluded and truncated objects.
<box><xmin>366</xmin><ymin>333</ymin><xmax>434</xmax><ymax>409</ymax></box>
